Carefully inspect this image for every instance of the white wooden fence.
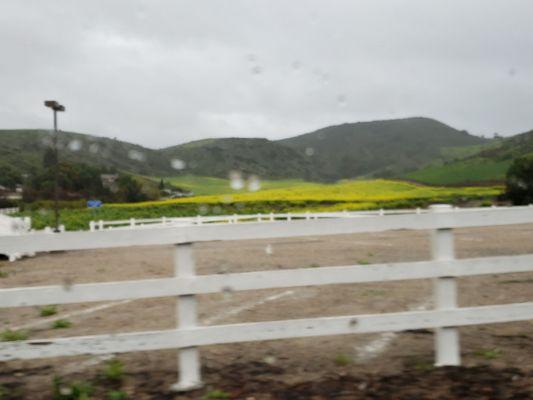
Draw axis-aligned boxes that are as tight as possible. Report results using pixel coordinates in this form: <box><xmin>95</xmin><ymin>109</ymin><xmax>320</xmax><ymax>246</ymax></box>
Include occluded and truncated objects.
<box><xmin>0</xmin><ymin>207</ymin><xmax>19</xmax><ymax>215</ymax></box>
<box><xmin>1</xmin><ymin>205</ymin><xmax>533</xmax><ymax>392</ymax></box>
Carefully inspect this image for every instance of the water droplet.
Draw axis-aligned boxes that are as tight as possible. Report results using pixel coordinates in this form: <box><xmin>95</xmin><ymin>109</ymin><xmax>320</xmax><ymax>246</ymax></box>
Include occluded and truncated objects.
<box><xmin>508</xmin><ymin>68</ymin><xmax>516</xmax><ymax>77</ymax></box>
<box><xmin>305</xmin><ymin>147</ymin><xmax>315</xmax><ymax>156</ymax></box>
<box><xmin>337</xmin><ymin>94</ymin><xmax>347</xmax><ymax>107</ymax></box>
<box><xmin>68</xmin><ymin>139</ymin><xmax>82</xmax><ymax>152</ymax></box>
<box><xmin>229</xmin><ymin>171</ymin><xmax>244</xmax><ymax>190</ymax></box>
<box><xmin>198</xmin><ymin>204</ymin><xmax>209</xmax><ymax>215</ymax></box>
<box><xmin>212</xmin><ymin>205</ymin><xmax>222</xmax><ymax>214</ymax></box>
<box><xmin>222</xmin><ymin>195</ymin><xmax>233</xmax><ymax>204</ymax></box>
<box><xmin>265</xmin><ymin>244</ymin><xmax>273</xmax><ymax>255</ymax></box>
<box><xmin>222</xmin><ymin>286</ymin><xmax>234</xmax><ymax>300</ymax></box>
<box><xmin>171</xmin><ymin>158</ymin><xmax>186</xmax><ymax>170</ymax></box>
<box><xmin>235</xmin><ymin>202</ymin><xmax>244</xmax><ymax>210</ymax></box>
<box><xmin>128</xmin><ymin>150</ymin><xmax>145</xmax><ymax>162</ymax></box>
<box><xmin>247</xmin><ymin>175</ymin><xmax>261</xmax><ymax>192</ymax></box>
<box><xmin>246</xmin><ymin>54</ymin><xmax>257</xmax><ymax>62</ymax></box>
<box><xmin>62</xmin><ymin>277</ymin><xmax>74</xmax><ymax>291</ymax></box>
<box><xmin>59</xmin><ymin>387</ymin><xmax>73</xmax><ymax>396</ymax></box>
<box><xmin>89</xmin><ymin>143</ymin><xmax>99</xmax><ymax>154</ymax></box>
<box><xmin>264</xmin><ymin>355</ymin><xmax>277</xmax><ymax>365</ymax></box>
<box><xmin>251</xmin><ymin>65</ymin><xmax>262</xmax><ymax>75</ymax></box>
<box><xmin>291</xmin><ymin>61</ymin><xmax>301</xmax><ymax>71</ymax></box>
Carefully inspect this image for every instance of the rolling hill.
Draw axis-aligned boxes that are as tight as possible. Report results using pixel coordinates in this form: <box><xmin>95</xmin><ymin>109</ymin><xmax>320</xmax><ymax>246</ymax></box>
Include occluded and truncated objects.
<box><xmin>405</xmin><ymin>129</ymin><xmax>533</xmax><ymax>185</ymax></box>
<box><xmin>278</xmin><ymin>117</ymin><xmax>487</xmax><ymax>180</ymax></box>
<box><xmin>0</xmin><ymin>118</ymin><xmax>503</xmax><ymax>185</ymax></box>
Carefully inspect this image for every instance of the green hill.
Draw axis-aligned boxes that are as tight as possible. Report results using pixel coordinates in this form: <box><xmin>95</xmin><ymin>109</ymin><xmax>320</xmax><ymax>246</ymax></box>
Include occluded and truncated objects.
<box><xmin>278</xmin><ymin>117</ymin><xmax>488</xmax><ymax>180</ymax></box>
<box><xmin>0</xmin><ymin>129</ymin><xmax>175</xmax><ymax>176</ymax></box>
<box><xmin>406</xmin><ymin>130</ymin><xmax>533</xmax><ymax>185</ymax></box>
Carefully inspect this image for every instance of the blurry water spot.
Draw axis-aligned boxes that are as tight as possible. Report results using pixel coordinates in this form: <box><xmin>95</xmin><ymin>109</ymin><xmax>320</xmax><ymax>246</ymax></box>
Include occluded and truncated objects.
<box><xmin>62</xmin><ymin>277</ymin><xmax>74</xmax><ymax>291</ymax></box>
<box><xmin>89</xmin><ymin>143</ymin><xmax>99</xmax><ymax>154</ymax></box>
<box><xmin>337</xmin><ymin>94</ymin><xmax>347</xmax><ymax>107</ymax></box>
<box><xmin>251</xmin><ymin>65</ymin><xmax>262</xmax><ymax>75</ymax></box>
<box><xmin>265</xmin><ymin>244</ymin><xmax>273</xmax><ymax>255</ymax></box>
<box><xmin>68</xmin><ymin>139</ymin><xmax>82</xmax><ymax>152</ymax></box>
<box><xmin>38</xmin><ymin>209</ymin><xmax>49</xmax><ymax>216</ymax></box>
<box><xmin>508</xmin><ymin>68</ymin><xmax>516</xmax><ymax>77</ymax></box>
<box><xmin>264</xmin><ymin>355</ymin><xmax>277</xmax><ymax>365</ymax></box>
<box><xmin>305</xmin><ymin>147</ymin><xmax>315</xmax><ymax>156</ymax></box>
<box><xmin>212</xmin><ymin>205</ymin><xmax>222</xmax><ymax>214</ymax></box>
<box><xmin>128</xmin><ymin>150</ymin><xmax>145</xmax><ymax>162</ymax></box>
<box><xmin>246</xmin><ymin>54</ymin><xmax>257</xmax><ymax>62</ymax></box>
<box><xmin>229</xmin><ymin>171</ymin><xmax>244</xmax><ymax>190</ymax></box>
<box><xmin>291</xmin><ymin>61</ymin><xmax>302</xmax><ymax>71</ymax></box>
<box><xmin>247</xmin><ymin>175</ymin><xmax>261</xmax><ymax>192</ymax></box>
<box><xmin>222</xmin><ymin>286</ymin><xmax>234</xmax><ymax>300</ymax></box>
<box><xmin>198</xmin><ymin>204</ymin><xmax>209</xmax><ymax>215</ymax></box>
<box><xmin>171</xmin><ymin>158</ymin><xmax>186</xmax><ymax>170</ymax></box>
<box><xmin>41</xmin><ymin>136</ymin><xmax>52</xmax><ymax>147</ymax></box>
<box><xmin>235</xmin><ymin>202</ymin><xmax>244</xmax><ymax>210</ymax></box>
<box><xmin>317</xmin><ymin>132</ymin><xmax>325</xmax><ymax>140</ymax></box>
<box><xmin>222</xmin><ymin>195</ymin><xmax>233</xmax><ymax>204</ymax></box>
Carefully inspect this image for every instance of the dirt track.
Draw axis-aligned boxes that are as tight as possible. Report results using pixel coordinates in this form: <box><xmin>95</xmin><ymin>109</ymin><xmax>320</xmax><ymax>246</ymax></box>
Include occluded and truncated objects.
<box><xmin>1</xmin><ymin>223</ymin><xmax>533</xmax><ymax>399</ymax></box>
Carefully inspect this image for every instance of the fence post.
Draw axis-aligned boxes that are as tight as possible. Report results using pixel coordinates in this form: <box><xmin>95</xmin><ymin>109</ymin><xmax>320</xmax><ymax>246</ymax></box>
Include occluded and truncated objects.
<box><xmin>98</xmin><ymin>220</ymin><xmax>104</xmax><ymax>230</ymax></box>
<box><xmin>431</xmin><ymin>204</ymin><xmax>460</xmax><ymax>366</ymax></box>
<box><xmin>130</xmin><ymin>218</ymin><xmax>135</xmax><ymax>228</ymax></box>
<box><xmin>269</xmin><ymin>212</ymin><xmax>274</xmax><ymax>222</ymax></box>
<box><xmin>89</xmin><ymin>221</ymin><xmax>95</xmax><ymax>232</ymax></box>
<box><xmin>170</xmin><ymin>242</ymin><xmax>202</xmax><ymax>391</ymax></box>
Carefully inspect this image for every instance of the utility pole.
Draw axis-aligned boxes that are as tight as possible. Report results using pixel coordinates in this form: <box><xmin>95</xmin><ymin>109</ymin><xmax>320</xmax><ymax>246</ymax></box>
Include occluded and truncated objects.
<box><xmin>44</xmin><ymin>100</ymin><xmax>66</xmax><ymax>232</ymax></box>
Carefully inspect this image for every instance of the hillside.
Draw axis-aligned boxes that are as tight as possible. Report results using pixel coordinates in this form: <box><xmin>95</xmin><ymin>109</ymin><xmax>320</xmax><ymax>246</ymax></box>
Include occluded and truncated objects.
<box><xmin>0</xmin><ymin>129</ymin><xmax>175</xmax><ymax>176</ymax></box>
<box><xmin>278</xmin><ymin>117</ymin><xmax>488</xmax><ymax>180</ymax></box>
<box><xmin>406</xmin><ymin>129</ymin><xmax>533</xmax><ymax>185</ymax></box>
<box><xmin>161</xmin><ymin>137</ymin><xmax>318</xmax><ymax>180</ymax></box>
<box><xmin>1</xmin><ymin>118</ymin><xmax>492</xmax><ymax>183</ymax></box>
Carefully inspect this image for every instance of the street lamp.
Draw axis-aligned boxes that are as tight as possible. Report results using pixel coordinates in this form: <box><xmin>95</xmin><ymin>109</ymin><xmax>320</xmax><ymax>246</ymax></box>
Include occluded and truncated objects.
<box><xmin>44</xmin><ymin>100</ymin><xmax>66</xmax><ymax>232</ymax></box>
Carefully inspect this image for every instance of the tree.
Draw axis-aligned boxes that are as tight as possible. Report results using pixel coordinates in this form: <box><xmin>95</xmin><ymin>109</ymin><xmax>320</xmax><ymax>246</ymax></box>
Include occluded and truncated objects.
<box><xmin>504</xmin><ymin>154</ymin><xmax>533</xmax><ymax>205</ymax></box>
<box><xmin>158</xmin><ymin>178</ymin><xmax>165</xmax><ymax>190</ymax></box>
<box><xmin>116</xmin><ymin>175</ymin><xmax>146</xmax><ymax>202</ymax></box>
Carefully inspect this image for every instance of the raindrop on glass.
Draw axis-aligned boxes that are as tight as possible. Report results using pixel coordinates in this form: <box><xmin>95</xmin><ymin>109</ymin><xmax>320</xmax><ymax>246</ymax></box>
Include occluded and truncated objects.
<box><xmin>251</xmin><ymin>65</ymin><xmax>262</xmax><ymax>75</ymax></box>
<box><xmin>128</xmin><ymin>150</ymin><xmax>145</xmax><ymax>162</ymax></box>
<box><xmin>337</xmin><ymin>94</ymin><xmax>347</xmax><ymax>107</ymax></box>
<box><xmin>222</xmin><ymin>286</ymin><xmax>234</xmax><ymax>300</ymax></box>
<box><xmin>305</xmin><ymin>147</ymin><xmax>315</xmax><ymax>156</ymax></box>
<box><xmin>171</xmin><ymin>158</ymin><xmax>186</xmax><ymax>170</ymax></box>
<box><xmin>291</xmin><ymin>61</ymin><xmax>301</xmax><ymax>71</ymax></box>
<box><xmin>68</xmin><ymin>139</ymin><xmax>82</xmax><ymax>152</ymax></box>
<box><xmin>89</xmin><ymin>143</ymin><xmax>99</xmax><ymax>154</ymax></box>
<box><xmin>247</xmin><ymin>175</ymin><xmax>261</xmax><ymax>192</ymax></box>
<box><xmin>212</xmin><ymin>205</ymin><xmax>222</xmax><ymax>214</ymax></box>
<box><xmin>198</xmin><ymin>204</ymin><xmax>209</xmax><ymax>215</ymax></box>
<box><xmin>264</xmin><ymin>355</ymin><xmax>277</xmax><ymax>365</ymax></box>
<box><xmin>246</xmin><ymin>54</ymin><xmax>257</xmax><ymax>62</ymax></box>
<box><xmin>265</xmin><ymin>244</ymin><xmax>273</xmax><ymax>255</ymax></box>
<box><xmin>229</xmin><ymin>171</ymin><xmax>244</xmax><ymax>190</ymax></box>
<box><xmin>222</xmin><ymin>195</ymin><xmax>233</xmax><ymax>204</ymax></box>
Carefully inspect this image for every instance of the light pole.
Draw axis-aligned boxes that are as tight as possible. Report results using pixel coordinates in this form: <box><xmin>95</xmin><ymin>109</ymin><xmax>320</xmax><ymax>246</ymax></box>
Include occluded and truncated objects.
<box><xmin>44</xmin><ymin>100</ymin><xmax>65</xmax><ymax>232</ymax></box>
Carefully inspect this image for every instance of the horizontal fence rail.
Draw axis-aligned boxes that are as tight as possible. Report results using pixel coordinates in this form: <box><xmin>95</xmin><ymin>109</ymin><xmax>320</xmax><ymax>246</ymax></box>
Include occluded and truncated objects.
<box><xmin>2</xmin><ymin>206</ymin><xmax>533</xmax><ymax>254</ymax></box>
<box><xmin>2</xmin><ymin>254</ymin><xmax>533</xmax><ymax>308</ymax></box>
<box><xmin>1</xmin><ymin>205</ymin><xmax>533</xmax><ymax>391</ymax></box>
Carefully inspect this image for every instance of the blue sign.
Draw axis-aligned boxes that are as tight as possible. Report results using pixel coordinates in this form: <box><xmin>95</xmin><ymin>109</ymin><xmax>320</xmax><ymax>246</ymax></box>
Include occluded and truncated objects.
<box><xmin>87</xmin><ymin>200</ymin><xmax>103</xmax><ymax>208</ymax></box>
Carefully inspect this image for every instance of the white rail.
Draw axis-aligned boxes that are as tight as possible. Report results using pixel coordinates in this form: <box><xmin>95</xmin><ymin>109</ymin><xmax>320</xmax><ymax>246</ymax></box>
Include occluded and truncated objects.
<box><xmin>1</xmin><ymin>204</ymin><xmax>533</xmax><ymax>392</ymax></box>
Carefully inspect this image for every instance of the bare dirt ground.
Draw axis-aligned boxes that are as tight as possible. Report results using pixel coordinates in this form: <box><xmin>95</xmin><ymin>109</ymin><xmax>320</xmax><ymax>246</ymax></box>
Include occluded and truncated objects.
<box><xmin>1</xmin><ymin>223</ymin><xmax>533</xmax><ymax>399</ymax></box>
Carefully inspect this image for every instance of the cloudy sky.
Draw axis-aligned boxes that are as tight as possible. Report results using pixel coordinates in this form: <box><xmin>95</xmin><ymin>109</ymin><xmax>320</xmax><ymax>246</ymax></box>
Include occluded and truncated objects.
<box><xmin>1</xmin><ymin>0</ymin><xmax>532</xmax><ymax>148</ymax></box>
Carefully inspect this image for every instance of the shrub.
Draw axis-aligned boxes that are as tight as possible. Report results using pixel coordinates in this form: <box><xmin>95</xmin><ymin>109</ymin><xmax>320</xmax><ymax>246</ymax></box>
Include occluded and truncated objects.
<box><xmin>334</xmin><ymin>353</ymin><xmax>351</xmax><ymax>366</ymax></box>
<box><xmin>1</xmin><ymin>329</ymin><xmax>28</xmax><ymax>341</ymax></box>
<box><xmin>103</xmin><ymin>359</ymin><xmax>124</xmax><ymax>382</ymax></box>
<box><xmin>52</xmin><ymin>319</ymin><xmax>72</xmax><ymax>329</ymax></box>
<box><xmin>52</xmin><ymin>377</ymin><xmax>93</xmax><ymax>400</ymax></box>
<box><xmin>203</xmin><ymin>390</ymin><xmax>230</xmax><ymax>399</ymax></box>
<box><xmin>505</xmin><ymin>154</ymin><xmax>533</xmax><ymax>205</ymax></box>
<box><xmin>40</xmin><ymin>305</ymin><xmax>58</xmax><ymax>317</ymax></box>
<box><xmin>107</xmin><ymin>390</ymin><xmax>128</xmax><ymax>400</ymax></box>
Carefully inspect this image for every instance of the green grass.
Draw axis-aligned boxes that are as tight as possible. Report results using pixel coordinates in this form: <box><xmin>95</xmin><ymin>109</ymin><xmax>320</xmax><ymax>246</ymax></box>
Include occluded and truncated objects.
<box><xmin>0</xmin><ymin>270</ymin><xmax>8</xmax><ymax>279</ymax></box>
<box><xmin>16</xmin><ymin>178</ymin><xmax>501</xmax><ymax>231</ymax></box>
<box><xmin>473</xmin><ymin>348</ymin><xmax>502</xmax><ymax>360</ymax></box>
<box><xmin>405</xmin><ymin>159</ymin><xmax>511</xmax><ymax>185</ymax></box>
<box><xmin>107</xmin><ymin>391</ymin><xmax>128</xmax><ymax>400</ymax></box>
<box><xmin>103</xmin><ymin>359</ymin><xmax>124</xmax><ymax>382</ymax></box>
<box><xmin>162</xmin><ymin>175</ymin><xmax>306</xmax><ymax>196</ymax></box>
<box><xmin>52</xmin><ymin>319</ymin><xmax>72</xmax><ymax>329</ymax></box>
<box><xmin>334</xmin><ymin>353</ymin><xmax>351</xmax><ymax>366</ymax></box>
<box><xmin>40</xmin><ymin>305</ymin><xmax>58</xmax><ymax>317</ymax></box>
<box><xmin>52</xmin><ymin>377</ymin><xmax>93</xmax><ymax>400</ymax></box>
<box><xmin>1</xmin><ymin>329</ymin><xmax>28</xmax><ymax>341</ymax></box>
<box><xmin>203</xmin><ymin>389</ymin><xmax>230</xmax><ymax>399</ymax></box>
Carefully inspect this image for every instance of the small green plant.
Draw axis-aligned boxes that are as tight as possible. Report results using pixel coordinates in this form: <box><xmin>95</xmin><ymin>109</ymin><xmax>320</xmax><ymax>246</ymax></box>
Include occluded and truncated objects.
<box><xmin>367</xmin><ymin>252</ymin><xmax>374</xmax><ymax>257</ymax></box>
<box><xmin>203</xmin><ymin>389</ymin><xmax>230</xmax><ymax>399</ymax></box>
<box><xmin>52</xmin><ymin>319</ymin><xmax>72</xmax><ymax>329</ymax></box>
<box><xmin>0</xmin><ymin>384</ymin><xmax>9</xmax><ymax>399</ymax></box>
<box><xmin>308</xmin><ymin>263</ymin><xmax>320</xmax><ymax>268</ymax></box>
<box><xmin>357</xmin><ymin>259</ymin><xmax>370</xmax><ymax>265</ymax></box>
<box><xmin>52</xmin><ymin>377</ymin><xmax>93</xmax><ymax>400</ymax></box>
<box><xmin>1</xmin><ymin>329</ymin><xmax>28</xmax><ymax>341</ymax></box>
<box><xmin>334</xmin><ymin>353</ymin><xmax>351</xmax><ymax>366</ymax></box>
<box><xmin>104</xmin><ymin>359</ymin><xmax>124</xmax><ymax>382</ymax></box>
<box><xmin>0</xmin><ymin>271</ymin><xmax>8</xmax><ymax>278</ymax></box>
<box><xmin>414</xmin><ymin>360</ymin><xmax>434</xmax><ymax>371</ymax></box>
<box><xmin>40</xmin><ymin>305</ymin><xmax>58</xmax><ymax>317</ymax></box>
<box><xmin>107</xmin><ymin>390</ymin><xmax>128</xmax><ymax>400</ymax></box>
<box><xmin>474</xmin><ymin>348</ymin><xmax>502</xmax><ymax>360</ymax></box>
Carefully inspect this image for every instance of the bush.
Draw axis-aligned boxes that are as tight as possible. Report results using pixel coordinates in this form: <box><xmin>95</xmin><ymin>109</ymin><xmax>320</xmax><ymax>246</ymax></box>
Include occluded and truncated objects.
<box><xmin>40</xmin><ymin>305</ymin><xmax>58</xmax><ymax>317</ymax></box>
<box><xmin>1</xmin><ymin>329</ymin><xmax>28</xmax><ymax>341</ymax></box>
<box><xmin>52</xmin><ymin>319</ymin><xmax>72</xmax><ymax>329</ymax></box>
<box><xmin>52</xmin><ymin>377</ymin><xmax>93</xmax><ymax>400</ymax></box>
<box><xmin>103</xmin><ymin>359</ymin><xmax>124</xmax><ymax>382</ymax></box>
<box><xmin>505</xmin><ymin>154</ymin><xmax>533</xmax><ymax>205</ymax></box>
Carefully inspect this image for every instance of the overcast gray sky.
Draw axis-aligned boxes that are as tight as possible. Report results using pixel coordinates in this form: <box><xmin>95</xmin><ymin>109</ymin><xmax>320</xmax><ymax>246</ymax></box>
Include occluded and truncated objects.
<box><xmin>0</xmin><ymin>0</ymin><xmax>532</xmax><ymax>148</ymax></box>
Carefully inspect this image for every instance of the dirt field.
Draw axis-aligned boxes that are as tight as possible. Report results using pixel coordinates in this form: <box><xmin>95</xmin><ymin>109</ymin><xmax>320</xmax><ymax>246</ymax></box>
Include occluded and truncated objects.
<box><xmin>1</xmin><ymin>223</ymin><xmax>533</xmax><ymax>399</ymax></box>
